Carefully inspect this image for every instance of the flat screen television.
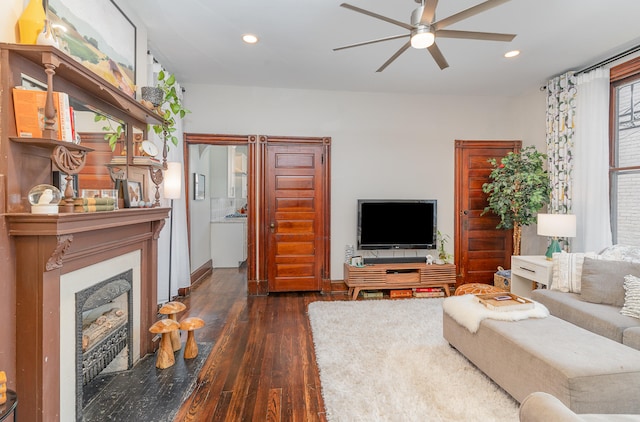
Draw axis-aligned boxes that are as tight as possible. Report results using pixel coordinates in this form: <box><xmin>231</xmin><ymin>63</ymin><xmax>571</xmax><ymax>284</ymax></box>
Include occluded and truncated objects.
<box><xmin>357</xmin><ymin>199</ymin><xmax>437</xmax><ymax>250</ymax></box>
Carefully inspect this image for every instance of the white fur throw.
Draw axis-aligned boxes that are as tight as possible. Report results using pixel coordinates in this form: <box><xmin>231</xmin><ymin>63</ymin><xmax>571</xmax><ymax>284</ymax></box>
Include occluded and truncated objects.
<box><xmin>442</xmin><ymin>294</ymin><xmax>550</xmax><ymax>333</ymax></box>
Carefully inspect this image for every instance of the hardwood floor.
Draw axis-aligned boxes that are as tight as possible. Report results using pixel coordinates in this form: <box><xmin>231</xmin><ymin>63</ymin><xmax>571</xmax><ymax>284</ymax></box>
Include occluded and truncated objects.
<box><xmin>173</xmin><ymin>267</ymin><xmax>347</xmax><ymax>421</ymax></box>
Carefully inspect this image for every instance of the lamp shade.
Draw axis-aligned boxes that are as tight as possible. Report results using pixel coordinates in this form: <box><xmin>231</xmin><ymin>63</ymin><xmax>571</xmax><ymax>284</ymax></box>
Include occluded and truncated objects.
<box><xmin>537</xmin><ymin>213</ymin><xmax>576</xmax><ymax>238</ymax></box>
<box><xmin>164</xmin><ymin>162</ymin><xmax>182</xmax><ymax>200</ymax></box>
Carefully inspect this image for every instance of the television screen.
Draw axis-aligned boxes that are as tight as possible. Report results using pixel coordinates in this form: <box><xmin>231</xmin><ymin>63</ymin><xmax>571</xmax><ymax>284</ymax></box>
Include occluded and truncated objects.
<box><xmin>357</xmin><ymin>199</ymin><xmax>437</xmax><ymax>250</ymax></box>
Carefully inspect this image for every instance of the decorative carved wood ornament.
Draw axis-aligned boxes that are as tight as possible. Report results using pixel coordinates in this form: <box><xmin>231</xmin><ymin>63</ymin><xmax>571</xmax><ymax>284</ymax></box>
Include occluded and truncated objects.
<box><xmin>46</xmin><ymin>234</ymin><xmax>73</xmax><ymax>271</ymax></box>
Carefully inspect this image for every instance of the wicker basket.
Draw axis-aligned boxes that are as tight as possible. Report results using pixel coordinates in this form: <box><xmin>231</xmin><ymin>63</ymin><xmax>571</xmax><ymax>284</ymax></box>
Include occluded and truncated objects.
<box><xmin>493</xmin><ymin>266</ymin><xmax>511</xmax><ymax>291</ymax></box>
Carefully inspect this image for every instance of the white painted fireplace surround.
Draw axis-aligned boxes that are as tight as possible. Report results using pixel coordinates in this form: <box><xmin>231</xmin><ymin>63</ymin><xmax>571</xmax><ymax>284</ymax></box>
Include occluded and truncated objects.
<box><xmin>60</xmin><ymin>251</ymin><xmax>142</xmax><ymax>421</ymax></box>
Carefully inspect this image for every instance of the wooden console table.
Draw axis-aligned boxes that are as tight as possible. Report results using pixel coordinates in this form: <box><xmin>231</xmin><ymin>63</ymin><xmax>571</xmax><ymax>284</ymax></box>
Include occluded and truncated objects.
<box><xmin>343</xmin><ymin>262</ymin><xmax>456</xmax><ymax>300</ymax></box>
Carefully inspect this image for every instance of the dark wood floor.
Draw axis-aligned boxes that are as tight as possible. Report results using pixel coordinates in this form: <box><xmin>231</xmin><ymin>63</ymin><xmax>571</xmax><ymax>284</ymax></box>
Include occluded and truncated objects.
<box><xmin>173</xmin><ymin>267</ymin><xmax>347</xmax><ymax>421</ymax></box>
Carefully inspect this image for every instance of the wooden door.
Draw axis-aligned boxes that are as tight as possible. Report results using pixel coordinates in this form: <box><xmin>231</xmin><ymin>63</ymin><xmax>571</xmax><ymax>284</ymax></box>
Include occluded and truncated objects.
<box><xmin>262</xmin><ymin>137</ymin><xmax>331</xmax><ymax>292</ymax></box>
<box><xmin>454</xmin><ymin>140</ymin><xmax>521</xmax><ymax>286</ymax></box>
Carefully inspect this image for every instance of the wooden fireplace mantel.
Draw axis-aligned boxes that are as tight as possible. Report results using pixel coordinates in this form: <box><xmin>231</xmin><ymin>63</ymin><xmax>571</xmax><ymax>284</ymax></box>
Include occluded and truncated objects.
<box><xmin>6</xmin><ymin>208</ymin><xmax>169</xmax><ymax>422</ymax></box>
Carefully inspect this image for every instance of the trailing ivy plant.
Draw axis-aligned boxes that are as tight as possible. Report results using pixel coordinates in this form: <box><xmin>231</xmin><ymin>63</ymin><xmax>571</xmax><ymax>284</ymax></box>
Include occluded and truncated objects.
<box><xmin>151</xmin><ymin>70</ymin><xmax>190</xmax><ymax>147</ymax></box>
<box><xmin>481</xmin><ymin>145</ymin><xmax>550</xmax><ymax>255</ymax></box>
<box><xmin>94</xmin><ymin>114</ymin><xmax>124</xmax><ymax>151</ymax></box>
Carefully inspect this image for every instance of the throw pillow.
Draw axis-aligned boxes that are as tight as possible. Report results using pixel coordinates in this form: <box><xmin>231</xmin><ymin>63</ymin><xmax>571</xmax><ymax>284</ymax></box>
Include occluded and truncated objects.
<box><xmin>580</xmin><ymin>257</ymin><xmax>640</xmax><ymax>307</ymax></box>
<box><xmin>621</xmin><ymin>274</ymin><xmax>640</xmax><ymax>319</ymax></box>
<box><xmin>550</xmin><ymin>252</ymin><xmax>596</xmax><ymax>293</ymax></box>
<box><xmin>599</xmin><ymin>244</ymin><xmax>640</xmax><ymax>263</ymax></box>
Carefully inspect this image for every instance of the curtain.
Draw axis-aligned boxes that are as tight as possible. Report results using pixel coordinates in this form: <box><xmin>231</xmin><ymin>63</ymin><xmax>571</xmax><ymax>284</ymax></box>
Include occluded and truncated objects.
<box><xmin>546</xmin><ymin>72</ymin><xmax>577</xmax><ymax>215</ymax></box>
<box><xmin>572</xmin><ymin>68</ymin><xmax>613</xmax><ymax>252</ymax></box>
<box><xmin>147</xmin><ymin>52</ymin><xmax>191</xmax><ymax>303</ymax></box>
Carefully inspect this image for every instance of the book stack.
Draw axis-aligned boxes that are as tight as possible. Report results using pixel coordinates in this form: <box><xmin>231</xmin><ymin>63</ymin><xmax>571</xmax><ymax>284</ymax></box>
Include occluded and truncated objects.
<box><xmin>413</xmin><ymin>287</ymin><xmax>445</xmax><ymax>298</ymax></box>
<box><xmin>12</xmin><ymin>88</ymin><xmax>74</xmax><ymax>141</ymax></box>
<box><xmin>361</xmin><ymin>290</ymin><xmax>384</xmax><ymax>299</ymax></box>
<box><xmin>132</xmin><ymin>156</ymin><xmax>161</xmax><ymax>165</ymax></box>
<box><xmin>73</xmin><ymin>197</ymin><xmax>116</xmax><ymax>212</ymax></box>
<box><xmin>390</xmin><ymin>289</ymin><xmax>413</xmax><ymax>299</ymax></box>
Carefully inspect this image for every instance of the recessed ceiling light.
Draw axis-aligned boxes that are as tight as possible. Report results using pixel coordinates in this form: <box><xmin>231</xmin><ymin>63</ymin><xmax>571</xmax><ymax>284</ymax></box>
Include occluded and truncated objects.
<box><xmin>504</xmin><ymin>50</ymin><xmax>520</xmax><ymax>58</ymax></box>
<box><xmin>242</xmin><ymin>34</ymin><xmax>259</xmax><ymax>44</ymax></box>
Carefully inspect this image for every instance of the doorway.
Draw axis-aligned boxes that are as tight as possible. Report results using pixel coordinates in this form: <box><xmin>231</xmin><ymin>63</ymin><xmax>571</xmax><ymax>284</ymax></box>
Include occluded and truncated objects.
<box><xmin>184</xmin><ymin>134</ymin><xmax>331</xmax><ymax>295</ymax></box>
<box><xmin>454</xmin><ymin>140</ymin><xmax>521</xmax><ymax>286</ymax></box>
<box><xmin>184</xmin><ymin>134</ymin><xmax>257</xmax><ymax>288</ymax></box>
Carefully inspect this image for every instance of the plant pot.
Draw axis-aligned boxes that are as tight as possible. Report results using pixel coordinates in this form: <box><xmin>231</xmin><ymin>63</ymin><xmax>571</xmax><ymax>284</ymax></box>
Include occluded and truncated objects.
<box><xmin>141</xmin><ymin>87</ymin><xmax>163</xmax><ymax>107</ymax></box>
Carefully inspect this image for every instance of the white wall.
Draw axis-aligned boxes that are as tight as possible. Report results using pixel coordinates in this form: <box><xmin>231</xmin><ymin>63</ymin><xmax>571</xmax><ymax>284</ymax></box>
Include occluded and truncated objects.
<box><xmin>183</xmin><ymin>84</ymin><xmax>547</xmax><ymax>280</ymax></box>
<box><xmin>2</xmin><ymin>0</ymin><xmax>21</xmax><ymax>43</ymax></box>
<box><xmin>189</xmin><ymin>144</ymin><xmax>212</xmax><ymax>271</ymax></box>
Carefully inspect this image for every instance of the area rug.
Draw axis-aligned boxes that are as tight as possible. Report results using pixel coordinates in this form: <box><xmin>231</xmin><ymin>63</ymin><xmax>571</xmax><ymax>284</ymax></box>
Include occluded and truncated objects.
<box><xmin>307</xmin><ymin>298</ymin><xmax>519</xmax><ymax>422</ymax></box>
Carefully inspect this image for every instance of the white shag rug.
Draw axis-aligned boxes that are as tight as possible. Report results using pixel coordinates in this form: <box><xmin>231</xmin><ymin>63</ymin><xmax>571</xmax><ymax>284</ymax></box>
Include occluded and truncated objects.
<box><xmin>308</xmin><ymin>298</ymin><xmax>519</xmax><ymax>422</ymax></box>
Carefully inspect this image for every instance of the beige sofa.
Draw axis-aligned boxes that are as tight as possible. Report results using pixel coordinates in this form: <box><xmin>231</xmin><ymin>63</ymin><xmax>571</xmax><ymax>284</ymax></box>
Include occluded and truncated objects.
<box><xmin>519</xmin><ymin>392</ymin><xmax>640</xmax><ymax>422</ymax></box>
<box><xmin>443</xmin><ymin>246</ymin><xmax>640</xmax><ymax>415</ymax></box>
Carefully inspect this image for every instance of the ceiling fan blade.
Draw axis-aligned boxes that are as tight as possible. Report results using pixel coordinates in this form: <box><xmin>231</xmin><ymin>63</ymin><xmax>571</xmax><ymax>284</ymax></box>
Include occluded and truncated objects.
<box><xmin>420</xmin><ymin>0</ymin><xmax>439</xmax><ymax>24</ymax></box>
<box><xmin>333</xmin><ymin>34</ymin><xmax>410</xmax><ymax>51</ymax></box>
<box><xmin>427</xmin><ymin>43</ymin><xmax>449</xmax><ymax>70</ymax></box>
<box><xmin>432</xmin><ymin>0</ymin><xmax>510</xmax><ymax>31</ymax></box>
<box><xmin>376</xmin><ymin>41</ymin><xmax>411</xmax><ymax>72</ymax></box>
<box><xmin>436</xmin><ymin>29</ymin><xmax>516</xmax><ymax>42</ymax></box>
<box><xmin>340</xmin><ymin>3</ymin><xmax>414</xmax><ymax>31</ymax></box>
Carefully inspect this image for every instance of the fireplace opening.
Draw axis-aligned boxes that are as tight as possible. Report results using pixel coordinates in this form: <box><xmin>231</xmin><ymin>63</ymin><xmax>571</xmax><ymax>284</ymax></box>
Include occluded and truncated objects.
<box><xmin>75</xmin><ymin>269</ymin><xmax>133</xmax><ymax>421</ymax></box>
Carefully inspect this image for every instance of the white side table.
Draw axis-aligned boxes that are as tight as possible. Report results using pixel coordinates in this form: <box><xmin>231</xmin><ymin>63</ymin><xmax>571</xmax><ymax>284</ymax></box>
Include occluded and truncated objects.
<box><xmin>510</xmin><ymin>255</ymin><xmax>553</xmax><ymax>298</ymax></box>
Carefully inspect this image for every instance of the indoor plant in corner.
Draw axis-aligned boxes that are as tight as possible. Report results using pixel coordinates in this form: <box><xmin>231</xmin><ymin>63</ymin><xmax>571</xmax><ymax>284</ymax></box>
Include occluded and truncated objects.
<box><xmin>481</xmin><ymin>145</ymin><xmax>550</xmax><ymax>256</ymax></box>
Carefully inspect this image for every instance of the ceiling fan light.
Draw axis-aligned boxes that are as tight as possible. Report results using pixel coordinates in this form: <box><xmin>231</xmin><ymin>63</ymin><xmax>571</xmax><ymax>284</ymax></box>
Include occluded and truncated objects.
<box><xmin>410</xmin><ymin>28</ymin><xmax>434</xmax><ymax>49</ymax></box>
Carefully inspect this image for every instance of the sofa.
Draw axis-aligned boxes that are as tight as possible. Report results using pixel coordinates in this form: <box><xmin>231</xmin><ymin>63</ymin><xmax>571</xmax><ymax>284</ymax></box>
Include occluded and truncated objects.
<box><xmin>519</xmin><ymin>392</ymin><xmax>640</xmax><ymax>422</ymax></box>
<box><xmin>443</xmin><ymin>245</ymin><xmax>640</xmax><ymax>415</ymax></box>
<box><xmin>531</xmin><ymin>245</ymin><xmax>640</xmax><ymax>351</ymax></box>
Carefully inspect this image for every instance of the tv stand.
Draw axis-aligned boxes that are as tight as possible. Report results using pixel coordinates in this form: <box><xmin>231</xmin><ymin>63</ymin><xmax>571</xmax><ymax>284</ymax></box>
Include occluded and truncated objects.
<box><xmin>344</xmin><ymin>262</ymin><xmax>456</xmax><ymax>300</ymax></box>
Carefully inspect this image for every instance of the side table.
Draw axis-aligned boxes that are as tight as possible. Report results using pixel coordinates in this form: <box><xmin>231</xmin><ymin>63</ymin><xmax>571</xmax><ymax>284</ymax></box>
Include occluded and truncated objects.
<box><xmin>511</xmin><ymin>255</ymin><xmax>553</xmax><ymax>298</ymax></box>
<box><xmin>0</xmin><ymin>389</ymin><xmax>17</xmax><ymax>421</ymax></box>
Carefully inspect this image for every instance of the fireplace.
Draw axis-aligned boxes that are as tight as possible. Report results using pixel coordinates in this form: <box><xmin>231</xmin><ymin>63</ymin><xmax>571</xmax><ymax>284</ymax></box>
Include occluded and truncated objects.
<box><xmin>8</xmin><ymin>208</ymin><xmax>169</xmax><ymax>422</ymax></box>
<box><xmin>75</xmin><ymin>268</ymin><xmax>134</xmax><ymax>420</ymax></box>
<box><xmin>60</xmin><ymin>251</ymin><xmax>142</xmax><ymax>421</ymax></box>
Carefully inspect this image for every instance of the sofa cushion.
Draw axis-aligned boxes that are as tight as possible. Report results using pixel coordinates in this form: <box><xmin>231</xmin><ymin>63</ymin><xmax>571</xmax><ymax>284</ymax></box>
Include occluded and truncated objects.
<box><xmin>623</xmin><ymin>327</ymin><xmax>640</xmax><ymax>351</ymax></box>
<box><xmin>621</xmin><ymin>274</ymin><xmax>640</xmax><ymax>319</ymax></box>
<box><xmin>580</xmin><ymin>258</ymin><xmax>640</xmax><ymax>307</ymax></box>
<box><xmin>531</xmin><ymin>289</ymin><xmax>640</xmax><ymax>343</ymax></box>
<box><xmin>550</xmin><ymin>252</ymin><xmax>597</xmax><ymax>293</ymax></box>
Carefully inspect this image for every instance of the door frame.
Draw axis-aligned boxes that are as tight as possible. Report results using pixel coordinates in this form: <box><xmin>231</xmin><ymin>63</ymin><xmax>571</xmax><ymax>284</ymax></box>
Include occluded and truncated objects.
<box><xmin>184</xmin><ymin>133</ymin><xmax>257</xmax><ymax>287</ymax></box>
<box><xmin>258</xmin><ymin>135</ymin><xmax>331</xmax><ymax>295</ymax></box>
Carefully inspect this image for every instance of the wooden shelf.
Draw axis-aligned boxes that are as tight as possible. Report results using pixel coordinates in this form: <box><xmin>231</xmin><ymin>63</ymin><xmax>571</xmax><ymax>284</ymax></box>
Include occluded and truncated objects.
<box><xmin>10</xmin><ymin>136</ymin><xmax>94</xmax><ymax>152</ymax></box>
<box><xmin>1</xmin><ymin>43</ymin><xmax>164</xmax><ymax>126</ymax></box>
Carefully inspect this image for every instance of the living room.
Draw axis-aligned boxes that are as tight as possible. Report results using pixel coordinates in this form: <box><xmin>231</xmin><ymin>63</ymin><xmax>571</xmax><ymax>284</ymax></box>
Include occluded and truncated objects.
<box><xmin>2</xmin><ymin>1</ymin><xmax>640</xmax><ymax>421</ymax></box>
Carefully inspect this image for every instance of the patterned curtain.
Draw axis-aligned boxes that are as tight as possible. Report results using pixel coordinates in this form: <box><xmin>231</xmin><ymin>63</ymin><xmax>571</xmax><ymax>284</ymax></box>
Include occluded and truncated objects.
<box><xmin>546</xmin><ymin>72</ymin><xmax>577</xmax><ymax>214</ymax></box>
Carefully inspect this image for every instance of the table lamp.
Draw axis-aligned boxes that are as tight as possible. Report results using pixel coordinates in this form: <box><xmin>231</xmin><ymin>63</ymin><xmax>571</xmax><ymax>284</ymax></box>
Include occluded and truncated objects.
<box><xmin>537</xmin><ymin>213</ymin><xmax>577</xmax><ymax>260</ymax></box>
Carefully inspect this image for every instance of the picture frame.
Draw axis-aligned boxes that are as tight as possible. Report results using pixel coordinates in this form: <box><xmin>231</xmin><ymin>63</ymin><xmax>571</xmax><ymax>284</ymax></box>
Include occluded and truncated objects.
<box><xmin>52</xmin><ymin>170</ymin><xmax>78</xmax><ymax>198</ymax></box>
<box><xmin>46</xmin><ymin>0</ymin><xmax>136</xmax><ymax>97</ymax></box>
<box><xmin>126</xmin><ymin>180</ymin><xmax>143</xmax><ymax>207</ymax></box>
<box><xmin>194</xmin><ymin>173</ymin><xmax>205</xmax><ymax>200</ymax></box>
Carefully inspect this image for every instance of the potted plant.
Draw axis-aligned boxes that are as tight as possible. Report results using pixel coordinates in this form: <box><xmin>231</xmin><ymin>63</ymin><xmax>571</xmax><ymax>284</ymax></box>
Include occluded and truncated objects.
<box><xmin>149</xmin><ymin>70</ymin><xmax>190</xmax><ymax>148</ymax></box>
<box><xmin>437</xmin><ymin>230</ymin><xmax>453</xmax><ymax>263</ymax></box>
<box><xmin>481</xmin><ymin>145</ymin><xmax>550</xmax><ymax>255</ymax></box>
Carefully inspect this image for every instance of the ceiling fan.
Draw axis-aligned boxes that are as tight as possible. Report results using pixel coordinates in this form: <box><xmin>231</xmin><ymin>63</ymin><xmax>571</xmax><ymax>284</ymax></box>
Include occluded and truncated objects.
<box><xmin>333</xmin><ymin>0</ymin><xmax>516</xmax><ymax>72</ymax></box>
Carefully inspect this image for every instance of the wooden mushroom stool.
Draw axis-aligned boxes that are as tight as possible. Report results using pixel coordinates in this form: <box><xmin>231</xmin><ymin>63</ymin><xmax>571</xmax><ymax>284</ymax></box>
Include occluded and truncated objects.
<box><xmin>149</xmin><ymin>319</ymin><xmax>180</xmax><ymax>369</ymax></box>
<box><xmin>159</xmin><ymin>301</ymin><xmax>186</xmax><ymax>352</ymax></box>
<box><xmin>179</xmin><ymin>317</ymin><xmax>205</xmax><ymax>359</ymax></box>
<box><xmin>0</xmin><ymin>370</ymin><xmax>6</xmax><ymax>404</ymax></box>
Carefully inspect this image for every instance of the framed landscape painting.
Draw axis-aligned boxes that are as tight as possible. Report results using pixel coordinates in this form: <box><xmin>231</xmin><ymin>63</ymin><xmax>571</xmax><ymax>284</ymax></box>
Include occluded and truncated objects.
<box><xmin>47</xmin><ymin>0</ymin><xmax>136</xmax><ymax>97</ymax></box>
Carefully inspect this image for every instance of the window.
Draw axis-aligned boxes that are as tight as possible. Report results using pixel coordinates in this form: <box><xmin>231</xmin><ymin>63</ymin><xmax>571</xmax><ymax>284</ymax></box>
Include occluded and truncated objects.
<box><xmin>610</xmin><ymin>58</ymin><xmax>640</xmax><ymax>247</ymax></box>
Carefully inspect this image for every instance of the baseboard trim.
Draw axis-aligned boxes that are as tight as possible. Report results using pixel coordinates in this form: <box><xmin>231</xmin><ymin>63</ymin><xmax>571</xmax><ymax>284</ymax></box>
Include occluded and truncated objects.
<box><xmin>180</xmin><ymin>260</ymin><xmax>213</xmax><ymax>297</ymax></box>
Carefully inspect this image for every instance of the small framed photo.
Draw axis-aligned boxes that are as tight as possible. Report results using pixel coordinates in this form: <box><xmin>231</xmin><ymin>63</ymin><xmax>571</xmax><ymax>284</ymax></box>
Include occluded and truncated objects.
<box><xmin>194</xmin><ymin>173</ymin><xmax>205</xmax><ymax>200</ymax></box>
<box><xmin>125</xmin><ymin>180</ymin><xmax>143</xmax><ymax>208</ymax></box>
